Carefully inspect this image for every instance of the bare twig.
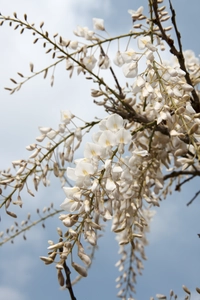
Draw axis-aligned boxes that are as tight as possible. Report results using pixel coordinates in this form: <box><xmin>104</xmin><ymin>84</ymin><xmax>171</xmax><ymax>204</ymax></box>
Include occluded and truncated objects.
<box><xmin>0</xmin><ymin>209</ymin><xmax>63</xmax><ymax>246</ymax></box>
<box><xmin>99</xmin><ymin>44</ymin><xmax>124</xmax><ymax>99</ymax></box>
<box><xmin>175</xmin><ymin>175</ymin><xmax>196</xmax><ymax>191</ymax></box>
<box><xmin>187</xmin><ymin>190</ymin><xmax>200</xmax><ymax>206</ymax></box>
<box><xmin>63</xmin><ymin>261</ymin><xmax>77</xmax><ymax>300</ymax></box>
<box><xmin>168</xmin><ymin>0</ymin><xmax>182</xmax><ymax>53</ymax></box>
<box><xmin>105</xmin><ymin>103</ymin><xmax>170</xmax><ymax>136</ymax></box>
<box><xmin>59</xmin><ymin>245</ymin><xmax>77</xmax><ymax>300</ymax></box>
<box><xmin>152</xmin><ymin>0</ymin><xmax>200</xmax><ymax>112</ymax></box>
<box><xmin>164</xmin><ymin>170</ymin><xmax>200</xmax><ymax>181</ymax></box>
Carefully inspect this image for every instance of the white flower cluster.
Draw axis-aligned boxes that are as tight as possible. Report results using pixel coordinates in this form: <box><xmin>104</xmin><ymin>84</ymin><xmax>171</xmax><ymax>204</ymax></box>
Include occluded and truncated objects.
<box><xmin>1</xmin><ymin>2</ymin><xmax>200</xmax><ymax>298</ymax></box>
<box><xmin>60</xmin><ymin>113</ymin><xmax>162</xmax><ymax>245</ymax></box>
<box><xmin>48</xmin><ymin>12</ymin><xmax>200</xmax><ymax>294</ymax></box>
<box><xmin>57</xmin><ymin>45</ymin><xmax>200</xmax><ymax>284</ymax></box>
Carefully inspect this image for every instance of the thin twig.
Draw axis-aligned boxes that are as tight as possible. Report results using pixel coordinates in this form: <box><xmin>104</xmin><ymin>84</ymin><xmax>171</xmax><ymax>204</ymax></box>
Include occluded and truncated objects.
<box><xmin>63</xmin><ymin>261</ymin><xmax>77</xmax><ymax>300</ymax></box>
<box><xmin>168</xmin><ymin>0</ymin><xmax>200</xmax><ymax>112</ymax></box>
<box><xmin>105</xmin><ymin>103</ymin><xmax>170</xmax><ymax>136</ymax></box>
<box><xmin>152</xmin><ymin>0</ymin><xmax>200</xmax><ymax>112</ymax></box>
<box><xmin>59</xmin><ymin>245</ymin><xmax>77</xmax><ymax>300</ymax></box>
<box><xmin>187</xmin><ymin>190</ymin><xmax>200</xmax><ymax>206</ymax></box>
<box><xmin>0</xmin><ymin>120</ymin><xmax>99</xmax><ymax>209</ymax></box>
<box><xmin>168</xmin><ymin>0</ymin><xmax>182</xmax><ymax>53</ymax></box>
<box><xmin>164</xmin><ymin>170</ymin><xmax>200</xmax><ymax>181</ymax></box>
<box><xmin>0</xmin><ymin>209</ymin><xmax>63</xmax><ymax>246</ymax></box>
<box><xmin>175</xmin><ymin>175</ymin><xmax>195</xmax><ymax>191</ymax></box>
<box><xmin>99</xmin><ymin>44</ymin><xmax>124</xmax><ymax>99</ymax></box>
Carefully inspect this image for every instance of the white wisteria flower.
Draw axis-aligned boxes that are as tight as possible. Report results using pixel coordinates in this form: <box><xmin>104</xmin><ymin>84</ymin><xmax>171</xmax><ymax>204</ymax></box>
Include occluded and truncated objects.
<box><xmin>98</xmin><ymin>54</ymin><xmax>110</xmax><ymax>69</ymax></box>
<box><xmin>60</xmin><ymin>110</ymin><xmax>74</xmax><ymax>124</ymax></box>
<box><xmin>60</xmin><ymin>197</ymin><xmax>81</xmax><ymax>212</ymax></box>
<box><xmin>93</xmin><ymin>18</ymin><xmax>105</xmax><ymax>31</ymax></box>
<box><xmin>75</xmin><ymin>161</ymin><xmax>95</xmax><ymax>177</ymax></box>
<box><xmin>122</xmin><ymin>62</ymin><xmax>138</xmax><ymax>78</ymax></box>
<box><xmin>69</xmin><ymin>40</ymin><xmax>78</xmax><ymax>50</ymax></box>
<box><xmin>74</xmin><ymin>26</ymin><xmax>94</xmax><ymax>40</ymax></box>
<box><xmin>113</xmin><ymin>51</ymin><xmax>125</xmax><ymax>67</ymax></box>
<box><xmin>98</xmin><ymin>130</ymin><xmax>117</xmax><ymax>148</ymax></box>
<box><xmin>67</xmin><ymin>167</ymin><xmax>78</xmax><ymax>181</ymax></box>
<box><xmin>138</xmin><ymin>36</ymin><xmax>157</xmax><ymax>51</ymax></box>
<box><xmin>184</xmin><ymin>49</ymin><xmax>199</xmax><ymax>64</ymax></box>
<box><xmin>99</xmin><ymin>118</ymin><xmax>108</xmax><ymax>131</ymax></box>
<box><xmin>136</xmin><ymin>75</ymin><xmax>146</xmax><ymax>88</ymax></box>
<box><xmin>121</xmin><ymin>49</ymin><xmax>139</xmax><ymax>63</ymax></box>
<box><xmin>84</xmin><ymin>142</ymin><xmax>103</xmax><ymax>159</ymax></box>
<box><xmin>73</xmin><ymin>26</ymin><xmax>85</xmax><ymax>37</ymax></box>
<box><xmin>63</xmin><ymin>186</ymin><xmax>81</xmax><ymax>199</ymax></box>
<box><xmin>128</xmin><ymin>6</ymin><xmax>144</xmax><ymax>20</ymax></box>
<box><xmin>116</xmin><ymin>128</ymin><xmax>132</xmax><ymax>145</ymax></box>
<box><xmin>106</xmin><ymin>178</ymin><xmax>116</xmax><ymax>191</ymax></box>
<box><xmin>106</xmin><ymin>114</ymin><xmax>124</xmax><ymax>132</ymax></box>
<box><xmin>129</xmin><ymin>149</ymin><xmax>149</xmax><ymax>166</ymax></box>
<box><xmin>83</xmin><ymin>55</ymin><xmax>97</xmax><ymax>71</ymax></box>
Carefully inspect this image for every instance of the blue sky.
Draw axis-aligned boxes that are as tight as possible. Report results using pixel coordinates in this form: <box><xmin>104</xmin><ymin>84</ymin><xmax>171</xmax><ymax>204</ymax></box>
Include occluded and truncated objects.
<box><xmin>0</xmin><ymin>1</ymin><xmax>200</xmax><ymax>299</ymax></box>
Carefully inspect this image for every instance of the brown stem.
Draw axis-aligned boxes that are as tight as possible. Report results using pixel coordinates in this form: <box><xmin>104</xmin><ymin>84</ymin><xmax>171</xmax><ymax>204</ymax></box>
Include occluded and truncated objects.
<box><xmin>187</xmin><ymin>190</ymin><xmax>200</xmax><ymax>206</ymax></box>
<box><xmin>105</xmin><ymin>103</ymin><xmax>170</xmax><ymax>136</ymax></box>
<box><xmin>175</xmin><ymin>175</ymin><xmax>195</xmax><ymax>191</ymax></box>
<box><xmin>63</xmin><ymin>261</ymin><xmax>77</xmax><ymax>300</ymax></box>
<box><xmin>99</xmin><ymin>45</ymin><xmax>124</xmax><ymax>99</ymax></box>
<box><xmin>163</xmin><ymin>170</ymin><xmax>200</xmax><ymax>181</ymax></box>
<box><xmin>152</xmin><ymin>0</ymin><xmax>200</xmax><ymax>112</ymax></box>
<box><xmin>59</xmin><ymin>245</ymin><xmax>77</xmax><ymax>300</ymax></box>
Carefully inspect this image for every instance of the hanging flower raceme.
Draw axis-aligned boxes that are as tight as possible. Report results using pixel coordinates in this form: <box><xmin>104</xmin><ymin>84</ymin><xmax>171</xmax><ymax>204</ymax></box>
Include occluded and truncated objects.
<box><xmin>2</xmin><ymin>4</ymin><xmax>200</xmax><ymax>300</ymax></box>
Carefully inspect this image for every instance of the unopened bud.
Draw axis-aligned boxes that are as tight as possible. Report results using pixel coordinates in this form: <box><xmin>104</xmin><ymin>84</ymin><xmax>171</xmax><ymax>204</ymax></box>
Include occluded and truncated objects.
<box><xmin>196</xmin><ymin>287</ymin><xmax>200</xmax><ymax>294</ymax></box>
<box><xmin>57</xmin><ymin>227</ymin><xmax>63</xmax><ymax>237</ymax></box>
<box><xmin>175</xmin><ymin>106</ymin><xmax>185</xmax><ymax>115</ymax></box>
<box><xmin>57</xmin><ymin>269</ymin><xmax>65</xmax><ymax>286</ymax></box>
<box><xmin>6</xmin><ymin>210</ymin><xmax>17</xmax><ymax>218</ymax></box>
<box><xmin>39</xmin><ymin>256</ymin><xmax>54</xmax><ymax>264</ymax></box>
<box><xmin>156</xmin><ymin>294</ymin><xmax>166</xmax><ymax>299</ymax></box>
<box><xmin>53</xmin><ymin>162</ymin><xmax>59</xmax><ymax>177</ymax></box>
<box><xmin>188</xmin><ymin>123</ymin><xmax>199</xmax><ymax>135</ymax></box>
<box><xmin>174</xmin><ymin>148</ymin><xmax>187</xmax><ymax>156</ymax></box>
<box><xmin>182</xmin><ymin>285</ymin><xmax>190</xmax><ymax>295</ymax></box>
<box><xmin>78</xmin><ymin>252</ymin><xmax>91</xmax><ymax>266</ymax></box>
<box><xmin>72</xmin><ymin>262</ymin><xmax>87</xmax><ymax>277</ymax></box>
<box><xmin>48</xmin><ymin>241</ymin><xmax>64</xmax><ymax>251</ymax></box>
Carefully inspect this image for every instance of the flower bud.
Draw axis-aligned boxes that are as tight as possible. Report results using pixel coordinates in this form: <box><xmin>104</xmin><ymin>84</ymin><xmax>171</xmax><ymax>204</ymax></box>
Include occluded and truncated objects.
<box><xmin>188</xmin><ymin>123</ymin><xmax>199</xmax><ymax>135</ymax></box>
<box><xmin>57</xmin><ymin>269</ymin><xmax>65</xmax><ymax>286</ymax></box>
<box><xmin>72</xmin><ymin>262</ymin><xmax>87</xmax><ymax>277</ymax></box>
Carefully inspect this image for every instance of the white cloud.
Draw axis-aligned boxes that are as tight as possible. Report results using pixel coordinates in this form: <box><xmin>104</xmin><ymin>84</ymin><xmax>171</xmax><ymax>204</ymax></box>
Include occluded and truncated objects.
<box><xmin>0</xmin><ymin>254</ymin><xmax>35</xmax><ymax>287</ymax></box>
<box><xmin>0</xmin><ymin>286</ymin><xmax>29</xmax><ymax>300</ymax></box>
<box><xmin>149</xmin><ymin>200</ymin><xmax>180</xmax><ymax>244</ymax></box>
<box><xmin>70</xmin><ymin>0</ymin><xmax>112</xmax><ymax>24</ymax></box>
